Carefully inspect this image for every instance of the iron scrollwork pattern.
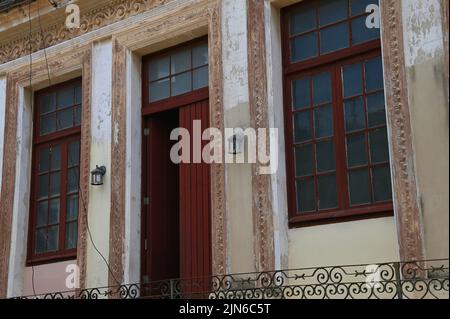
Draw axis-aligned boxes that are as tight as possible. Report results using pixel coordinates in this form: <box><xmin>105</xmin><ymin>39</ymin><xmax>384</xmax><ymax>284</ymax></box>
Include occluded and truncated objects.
<box><xmin>15</xmin><ymin>259</ymin><xmax>449</xmax><ymax>299</ymax></box>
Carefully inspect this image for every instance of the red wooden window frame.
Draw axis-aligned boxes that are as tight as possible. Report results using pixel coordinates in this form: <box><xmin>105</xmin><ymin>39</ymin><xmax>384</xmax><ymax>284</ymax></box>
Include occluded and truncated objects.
<box><xmin>142</xmin><ymin>37</ymin><xmax>209</xmax><ymax>116</ymax></box>
<box><xmin>281</xmin><ymin>0</ymin><xmax>393</xmax><ymax>227</ymax></box>
<box><xmin>27</xmin><ymin>78</ymin><xmax>82</xmax><ymax>265</ymax></box>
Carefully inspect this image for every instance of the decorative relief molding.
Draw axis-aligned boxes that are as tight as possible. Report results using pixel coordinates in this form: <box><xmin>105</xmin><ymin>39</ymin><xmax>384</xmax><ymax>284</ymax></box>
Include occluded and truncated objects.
<box><xmin>109</xmin><ymin>38</ymin><xmax>127</xmax><ymax>288</ymax></box>
<box><xmin>0</xmin><ymin>75</ymin><xmax>19</xmax><ymax>299</ymax></box>
<box><xmin>0</xmin><ymin>0</ymin><xmax>170</xmax><ymax>64</ymax></box>
<box><xmin>247</xmin><ymin>0</ymin><xmax>275</xmax><ymax>272</ymax></box>
<box><xmin>380</xmin><ymin>0</ymin><xmax>425</xmax><ymax>262</ymax></box>
<box><xmin>77</xmin><ymin>49</ymin><xmax>92</xmax><ymax>290</ymax></box>
<box><xmin>207</xmin><ymin>0</ymin><xmax>227</xmax><ymax>276</ymax></box>
<box><xmin>0</xmin><ymin>46</ymin><xmax>90</xmax><ymax>296</ymax></box>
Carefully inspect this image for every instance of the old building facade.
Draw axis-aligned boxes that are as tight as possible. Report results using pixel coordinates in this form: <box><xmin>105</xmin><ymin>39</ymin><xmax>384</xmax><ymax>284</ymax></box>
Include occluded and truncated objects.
<box><xmin>0</xmin><ymin>0</ymin><xmax>448</xmax><ymax>298</ymax></box>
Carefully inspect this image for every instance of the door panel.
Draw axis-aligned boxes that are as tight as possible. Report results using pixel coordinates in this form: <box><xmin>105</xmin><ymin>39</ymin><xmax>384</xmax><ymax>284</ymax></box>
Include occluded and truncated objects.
<box><xmin>179</xmin><ymin>99</ymin><xmax>212</xmax><ymax>289</ymax></box>
<box><xmin>143</xmin><ymin>110</ymin><xmax>180</xmax><ymax>284</ymax></box>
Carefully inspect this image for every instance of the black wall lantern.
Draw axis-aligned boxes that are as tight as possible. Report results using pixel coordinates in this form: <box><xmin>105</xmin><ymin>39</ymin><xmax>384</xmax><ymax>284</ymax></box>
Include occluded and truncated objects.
<box><xmin>91</xmin><ymin>165</ymin><xmax>106</xmax><ymax>186</ymax></box>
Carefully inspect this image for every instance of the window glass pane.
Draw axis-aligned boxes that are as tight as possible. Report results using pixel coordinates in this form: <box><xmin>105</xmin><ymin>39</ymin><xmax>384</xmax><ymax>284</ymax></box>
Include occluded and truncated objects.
<box><xmin>74</xmin><ymin>106</ymin><xmax>81</xmax><ymax>126</ymax></box>
<box><xmin>292</xmin><ymin>78</ymin><xmax>311</xmax><ymax>110</ymax></box>
<box><xmin>372</xmin><ymin>165</ymin><xmax>392</xmax><ymax>202</ymax></box>
<box><xmin>351</xmin><ymin>0</ymin><xmax>379</xmax><ymax>16</ymax></box>
<box><xmin>49</xmin><ymin>198</ymin><xmax>60</xmax><ymax>224</ymax></box>
<box><xmin>57</xmin><ymin>87</ymin><xmax>74</xmax><ymax>109</ymax></box>
<box><xmin>47</xmin><ymin>225</ymin><xmax>59</xmax><ymax>251</ymax></box>
<box><xmin>149</xmin><ymin>78</ymin><xmax>170</xmax><ymax>102</ymax></box>
<box><xmin>51</xmin><ymin>146</ymin><xmax>61</xmax><ymax>171</ymax></box>
<box><xmin>149</xmin><ymin>56</ymin><xmax>170</xmax><ymax>81</ymax></box>
<box><xmin>41</xmin><ymin>93</ymin><xmax>55</xmax><ymax>114</ymax></box>
<box><xmin>38</xmin><ymin>174</ymin><xmax>49</xmax><ymax>199</ymax></box>
<box><xmin>294</xmin><ymin>111</ymin><xmax>312</xmax><ymax>142</ymax></box>
<box><xmin>365</xmin><ymin>56</ymin><xmax>384</xmax><ymax>91</ymax></box>
<box><xmin>316</xmin><ymin>140</ymin><xmax>335</xmax><ymax>172</ymax></box>
<box><xmin>37</xmin><ymin>201</ymin><xmax>48</xmax><ymax>227</ymax></box>
<box><xmin>369</xmin><ymin>128</ymin><xmax>389</xmax><ymax>163</ymax></box>
<box><xmin>313</xmin><ymin>72</ymin><xmax>331</xmax><ymax>105</ymax></box>
<box><xmin>347</xmin><ymin>133</ymin><xmax>367</xmax><ymax>167</ymax></box>
<box><xmin>74</xmin><ymin>85</ymin><xmax>82</xmax><ymax>105</ymax></box>
<box><xmin>349</xmin><ymin>169</ymin><xmax>370</xmax><ymax>205</ymax></box>
<box><xmin>296</xmin><ymin>179</ymin><xmax>316</xmax><ymax>212</ymax></box>
<box><xmin>351</xmin><ymin>15</ymin><xmax>380</xmax><ymax>45</ymax></box>
<box><xmin>65</xmin><ymin>223</ymin><xmax>78</xmax><ymax>249</ymax></box>
<box><xmin>193</xmin><ymin>66</ymin><xmax>208</xmax><ymax>90</ymax></box>
<box><xmin>171</xmin><ymin>50</ymin><xmax>191</xmax><ymax>74</ymax></box>
<box><xmin>68</xmin><ymin>141</ymin><xmax>80</xmax><ymax>167</ymax></box>
<box><xmin>320</xmin><ymin>22</ymin><xmax>349</xmax><ymax>54</ymax></box>
<box><xmin>318</xmin><ymin>174</ymin><xmax>338</xmax><ymax>209</ymax></box>
<box><xmin>39</xmin><ymin>148</ymin><xmax>50</xmax><ymax>173</ymax></box>
<box><xmin>40</xmin><ymin>113</ymin><xmax>56</xmax><ymax>135</ymax></box>
<box><xmin>35</xmin><ymin>229</ymin><xmax>46</xmax><ymax>253</ymax></box>
<box><xmin>319</xmin><ymin>0</ymin><xmax>348</xmax><ymax>26</ymax></box>
<box><xmin>68</xmin><ymin>167</ymin><xmax>79</xmax><ymax>193</ymax></box>
<box><xmin>193</xmin><ymin>43</ymin><xmax>208</xmax><ymax>67</ymax></box>
<box><xmin>50</xmin><ymin>172</ymin><xmax>60</xmax><ymax>196</ymax></box>
<box><xmin>295</xmin><ymin>144</ymin><xmax>314</xmax><ymax>177</ymax></box>
<box><xmin>344</xmin><ymin>97</ymin><xmax>365</xmax><ymax>132</ymax></box>
<box><xmin>171</xmin><ymin>72</ymin><xmax>192</xmax><ymax>96</ymax></box>
<box><xmin>367</xmin><ymin>92</ymin><xmax>386</xmax><ymax>127</ymax></box>
<box><xmin>343</xmin><ymin>63</ymin><xmax>363</xmax><ymax>97</ymax></box>
<box><xmin>314</xmin><ymin>105</ymin><xmax>333</xmax><ymax>138</ymax></box>
<box><xmin>291</xmin><ymin>32</ymin><xmax>318</xmax><ymax>63</ymax></box>
<box><xmin>290</xmin><ymin>6</ymin><xmax>316</xmax><ymax>34</ymax></box>
<box><xmin>57</xmin><ymin>108</ymin><xmax>73</xmax><ymax>130</ymax></box>
<box><xmin>67</xmin><ymin>195</ymin><xmax>79</xmax><ymax>221</ymax></box>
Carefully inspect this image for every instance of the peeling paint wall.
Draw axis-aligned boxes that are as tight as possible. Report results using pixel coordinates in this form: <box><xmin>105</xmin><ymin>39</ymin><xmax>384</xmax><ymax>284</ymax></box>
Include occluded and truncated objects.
<box><xmin>221</xmin><ymin>0</ymin><xmax>256</xmax><ymax>274</ymax></box>
<box><xmin>402</xmin><ymin>0</ymin><xmax>449</xmax><ymax>260</ymax></box>
<box><xmin>86</xmin><ymin>39</ymin><xmax>113</xmax><ymax>289</ymax></box>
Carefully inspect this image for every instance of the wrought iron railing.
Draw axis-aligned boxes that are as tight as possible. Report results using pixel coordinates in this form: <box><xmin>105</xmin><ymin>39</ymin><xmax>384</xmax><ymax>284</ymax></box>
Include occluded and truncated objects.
<box><xmin>15</xmin><ymin>259</ymin><xmax>449</xmax><ymax>299</ymax></box>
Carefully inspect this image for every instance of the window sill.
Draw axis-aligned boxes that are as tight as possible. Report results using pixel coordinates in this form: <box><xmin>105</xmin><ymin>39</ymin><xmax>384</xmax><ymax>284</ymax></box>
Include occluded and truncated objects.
<box><xmin>289</xmin><ymin>203</ymin><xmax>394</xmax><ymax>228</ymax></box>
<box><xmin>26</xmin><ymin>250</ymin><xmax>77</xmax><ymax>267</ymax></box>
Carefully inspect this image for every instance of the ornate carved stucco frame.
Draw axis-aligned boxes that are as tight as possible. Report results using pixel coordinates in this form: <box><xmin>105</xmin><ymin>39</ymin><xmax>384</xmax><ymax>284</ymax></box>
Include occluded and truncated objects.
<box><xmin>0</xmin><ymin>46</ymin><xmax>92</xmax><ymax>298</ymax></box>
<box><xmin>109</xmin><ymin>0</ymin><xmax>227</xmax><ymax>286</ymax></box>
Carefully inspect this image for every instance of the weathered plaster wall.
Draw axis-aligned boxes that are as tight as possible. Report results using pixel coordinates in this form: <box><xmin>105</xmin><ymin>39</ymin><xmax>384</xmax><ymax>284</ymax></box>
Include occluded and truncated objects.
<box><xmin>264</xmin><ymin>1</ymin><xmax>289</xmax><ymax>270</ymax></box>
<box><xmin>86</xmin><ymin>39</ymin><xmax>113</xmax><ymax>288</ymax></box>
<box><xmin>123</xmin><ymin>50</ymin><xmax>141</xmax><ymax>285</ymax></box>
<box><xmin>221</xmin><ymin>0</ymin><xmax>255</xmax><ymax>274</ymax></box>
<box><xmin>7</xmin><ymin>86</ymin><xmax>33</xmax><ymax>298</ymax></box>
<box><xmin>22</xmin><ymin>260</ymin><xmax>73</xmax><ymax>296</ymax></box>
<box><xmin>288</xmin><ymin>218</ymin><xmax>400</xmax><ymax>269</ymax></box>
<box><xmin>402</xmin><ymin>0</ymin><xmax>449</xmax><ymax>260</ymax></box>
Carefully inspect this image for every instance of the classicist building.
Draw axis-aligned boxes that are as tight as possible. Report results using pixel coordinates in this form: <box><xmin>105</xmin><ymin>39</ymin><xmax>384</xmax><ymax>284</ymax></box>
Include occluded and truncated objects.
<box><xmin>0</xmin><ymin>0</ymin><xmax>448</xmax><ymax>299</ymax></box>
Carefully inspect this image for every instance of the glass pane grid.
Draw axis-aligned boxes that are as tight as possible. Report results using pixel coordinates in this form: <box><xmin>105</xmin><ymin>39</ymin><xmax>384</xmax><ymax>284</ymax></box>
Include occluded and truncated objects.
<box><xmin>288</xmin><ymin>0</ymin><xmax>380</xmax><ymax>64</ymax></box>
<box><xmin>148</xmin><ymin>43</ymin><xmax>208</xmax><ymax>103</ymax></box>
<box><xmin>343</xmin><ymin>57</ymin><xmax>391</xmax><ymax>207</ymax></box>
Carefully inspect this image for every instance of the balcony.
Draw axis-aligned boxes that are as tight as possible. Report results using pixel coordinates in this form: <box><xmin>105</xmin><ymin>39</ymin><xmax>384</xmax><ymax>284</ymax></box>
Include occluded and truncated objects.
<box><xmin>15</xmin><ymin>259</ymin><xmax>449</xmax><ymax>299</ymax></box>
<box><xmin>0</xmin><ymin>0</ymin><xmax>34</xmax><ymax>13</ymax></box>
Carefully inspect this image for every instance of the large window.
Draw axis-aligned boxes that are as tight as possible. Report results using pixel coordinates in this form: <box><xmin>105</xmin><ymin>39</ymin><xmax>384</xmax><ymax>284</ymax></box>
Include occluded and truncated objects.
<box><xmin>282</xmin><ymin>0</ymin><xmax>392</xmax><ymax>226</ymax></box>
<box><xmin>27</xmin><ymin>79</ymin><xmax>82</xmax><ymax>265</ymax></box>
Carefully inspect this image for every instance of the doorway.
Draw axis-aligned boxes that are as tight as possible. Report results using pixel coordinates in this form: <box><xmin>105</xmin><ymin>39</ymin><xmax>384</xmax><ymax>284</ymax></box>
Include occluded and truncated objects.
<box><xmin>141</xmin><ymin>38</ymin><xmax>212</xmax><ymax>293</ymax></box>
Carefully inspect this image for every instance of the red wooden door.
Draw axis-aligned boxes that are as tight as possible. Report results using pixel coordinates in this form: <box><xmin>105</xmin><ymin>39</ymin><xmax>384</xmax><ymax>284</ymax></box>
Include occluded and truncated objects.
<box><xmin>142</xmin><ymin>110</ymin><xmax>180</xmax><ymax>289</ymax></box>
<box><xmin>179</xmin><ymin>99</ymin><xmax>212</xmax><ymax>294</ymax></box>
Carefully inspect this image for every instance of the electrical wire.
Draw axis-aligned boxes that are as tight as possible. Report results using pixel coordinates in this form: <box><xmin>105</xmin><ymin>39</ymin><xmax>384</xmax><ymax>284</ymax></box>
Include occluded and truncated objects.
<box><xmin>27</xmin><ymin>0</ymin><xmax>121</xmax><ymax>297</ymax></box>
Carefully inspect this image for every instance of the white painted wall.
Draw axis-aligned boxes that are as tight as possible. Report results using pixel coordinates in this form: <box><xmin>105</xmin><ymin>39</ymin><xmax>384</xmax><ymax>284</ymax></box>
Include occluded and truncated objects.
<box><xmin>7</xmin><ymin>86</ymin><xmax>34</xmax><ymax>298</ymax></box>
<box><xmin>221</xmin><ymin>0</ymin><xmax>256</xmax><ymax>274</ymax></box>
<box><xmin>123</xmin><ymin>50</ymin><xmax>142</xmax><ymax>285</ymax></box>
<box><xmin>0</xmin><ymin>76</ymin><xmax>6</xmax><ymax>195</ymax></box>
<box><xmin>264</xmin><ymin>0</ymin><xmax>289</xmax><ymax>271</ymax></box>
<box><xmin>86</xmin><ymin>39</ymin><xmax>113</xmax><ymax>289</ymax></box>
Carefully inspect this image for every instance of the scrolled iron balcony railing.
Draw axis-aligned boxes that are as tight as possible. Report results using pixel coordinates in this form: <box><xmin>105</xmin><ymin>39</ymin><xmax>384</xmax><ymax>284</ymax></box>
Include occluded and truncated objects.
<box><xmin>15</xmin><ymin>259</ymin><xmax>449</xmax><ymax>299</ymax></box>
